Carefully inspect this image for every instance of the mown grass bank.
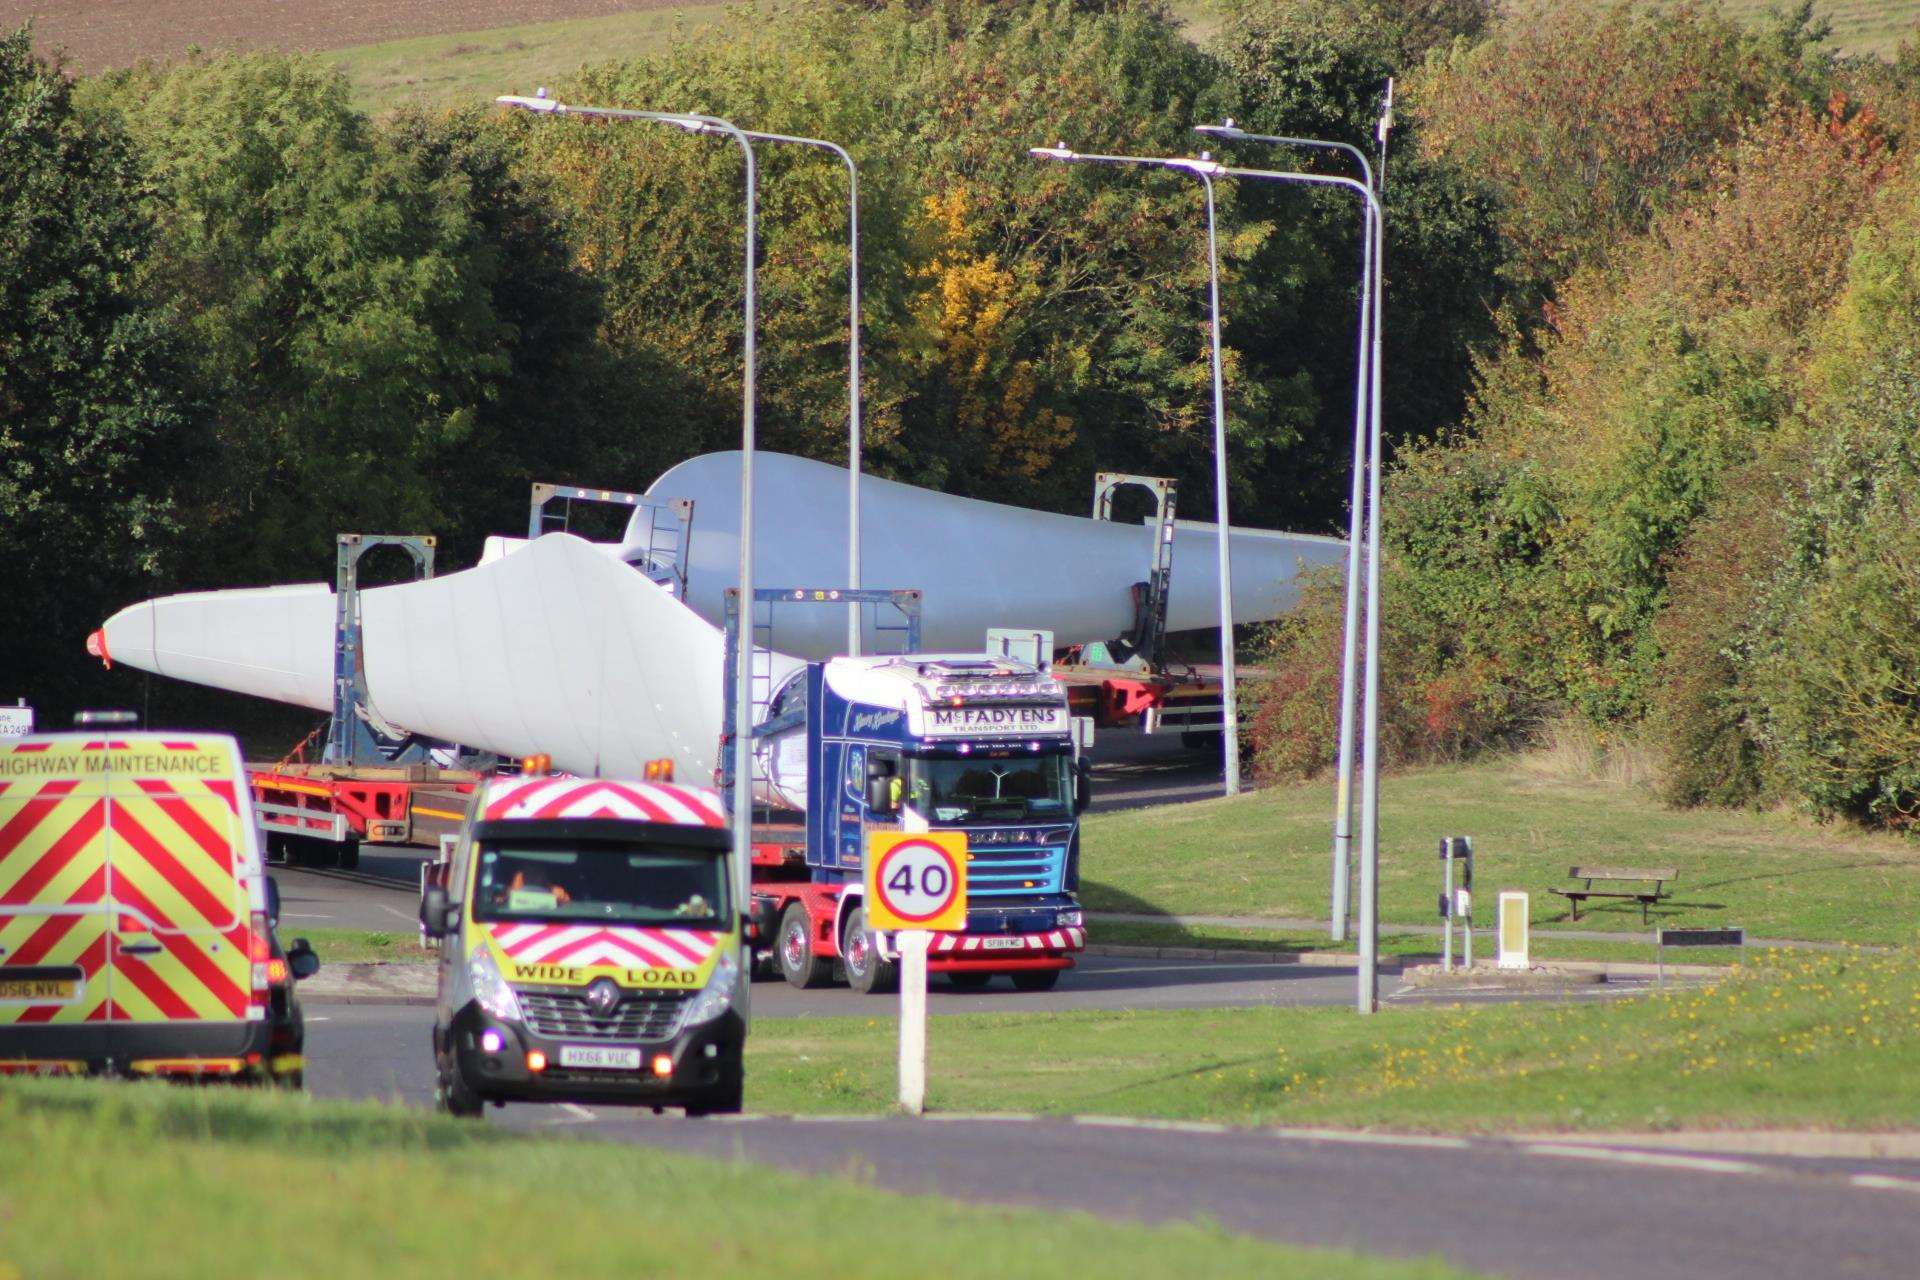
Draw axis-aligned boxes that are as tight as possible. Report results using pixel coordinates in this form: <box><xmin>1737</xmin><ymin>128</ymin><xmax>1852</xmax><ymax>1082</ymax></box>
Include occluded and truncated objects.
<box><xmin>748</xmin><ymin>947</ymin><xmax>1920</xmax><ymax>1131</ymax></box>
<box><xmin>0</xmin><ymin>1081</ymin><xmax>1478</xmax><ymax>1280</ymax></box>
<box><xmin>1081</xmin><ymin>757</ymin><xmax>1920</xmax><ymax>944</ymax></box>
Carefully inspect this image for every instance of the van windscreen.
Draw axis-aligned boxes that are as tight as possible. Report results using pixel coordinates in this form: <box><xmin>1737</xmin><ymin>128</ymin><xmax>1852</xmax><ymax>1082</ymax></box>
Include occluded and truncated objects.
<box><xmin>472</xmin><ymin>840</ymin><xmax>728</xmax><ymax>926</ymax></box>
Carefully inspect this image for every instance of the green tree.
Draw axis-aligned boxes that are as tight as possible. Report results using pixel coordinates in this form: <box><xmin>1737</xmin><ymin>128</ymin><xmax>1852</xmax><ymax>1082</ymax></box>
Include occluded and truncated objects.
<box><xmin>89</xmin><ymin>54</ymin><xmax>518</xmax><ymax>588</ymax></box>
<box><xmin>1414</xmin><ymin>0</ymin><xmax>1831</xmax><ymax>307</ymax></box>
<box><xmin>0</xmin><ymin>27</ymin><xmax>194</xmax><ymax>721</ymax></box>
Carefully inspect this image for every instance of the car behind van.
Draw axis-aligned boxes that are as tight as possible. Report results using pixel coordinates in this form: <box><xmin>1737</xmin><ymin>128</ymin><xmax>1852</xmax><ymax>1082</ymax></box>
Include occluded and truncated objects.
<box><xmin>0</xmin><ymin>729</ymin><xmax>317</xmax><ymax>1080</ymax></box>
<box><xmin>421</xmin><ymin>773</ymin><xmax>746</xmax><ymax>1116</ymax></box>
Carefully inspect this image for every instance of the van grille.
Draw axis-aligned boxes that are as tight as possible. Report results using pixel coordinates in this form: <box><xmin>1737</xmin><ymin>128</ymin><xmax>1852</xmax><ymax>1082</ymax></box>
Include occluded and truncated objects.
<box><xmin>518</xmin><ymin>990</ymin><xmax>689</xmax><ymax>1042</ymax></box>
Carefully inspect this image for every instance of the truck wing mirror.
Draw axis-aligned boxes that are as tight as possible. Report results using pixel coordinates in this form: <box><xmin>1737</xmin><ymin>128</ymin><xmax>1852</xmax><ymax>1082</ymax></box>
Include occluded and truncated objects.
<box><xmin>1074</xmin><ymin>758</ymin><xmax>1092</xmax><ymax>815</ymax></box>
<box><xmin>866</xmin><ymin>775</ymin><xmax>895</xmax><ymax>814</ymax></box>
<box><xmin>421</xmin><ymin>886</ymin><xmax>452</xmax><ymax>938</ymax></box>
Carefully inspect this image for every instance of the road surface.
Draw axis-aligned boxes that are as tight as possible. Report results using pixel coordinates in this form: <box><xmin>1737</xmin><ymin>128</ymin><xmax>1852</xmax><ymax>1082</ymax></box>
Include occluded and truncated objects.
<box><xmin>304</xmin><ymin>1002</ymin><xmax>1920</xmax><ymax>1280</ymax></box>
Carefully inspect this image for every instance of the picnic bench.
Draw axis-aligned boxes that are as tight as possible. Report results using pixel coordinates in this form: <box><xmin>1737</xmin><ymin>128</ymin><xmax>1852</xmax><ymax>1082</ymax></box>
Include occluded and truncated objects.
<box><xmin>1548</xmin><ymin>866</ymin><xmax>1677</xmax><ymax>923</ymax></box>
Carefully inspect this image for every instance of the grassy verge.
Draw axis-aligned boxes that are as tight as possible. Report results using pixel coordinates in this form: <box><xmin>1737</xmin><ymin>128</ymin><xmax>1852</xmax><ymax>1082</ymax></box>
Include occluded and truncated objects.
<box><xmin>297</xmin><ymin>926</ymin><xmax>432</xmax><ymax>964</ymax></box>
<box><xmin>748</xmin><ymin>946</ymin><xmax>1920</xmax><ymax>1131</ymax></box>
<box><xmin>1091</xmin><ymin>919</ymin><xmax>1752</xmax><ymax>967</ymax></box>
<box><xmin>1082</xmin><ymin>755</ymin><xmax>1920</xmax><ymax>945</ymax></box>
<box><xmin>0</xmin><ymin>1081</ymin><xmax>1479</xmax><ymax>1280</ymax></box>
<box><xmin>316</xmin><ymin>7</ymin><xmax>728</xmax><ymax>113</ymax></box>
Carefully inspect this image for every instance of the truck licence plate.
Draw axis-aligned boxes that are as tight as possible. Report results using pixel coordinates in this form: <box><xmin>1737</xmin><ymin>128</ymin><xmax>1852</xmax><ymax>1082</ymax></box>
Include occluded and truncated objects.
<box><xmin>0</xmin><ymin>979</ymin><xmax>75</xmax><ymax>1001</ymax></box>
<box><xmin>558</xmin><ymin>1045</ymin><xmax>642</xmax><ymax>1070</ymax></box>
<box><xmin>978</xmin><ymin>937</ymin><xmax>1026</xmax><ymax>951</ymax></box>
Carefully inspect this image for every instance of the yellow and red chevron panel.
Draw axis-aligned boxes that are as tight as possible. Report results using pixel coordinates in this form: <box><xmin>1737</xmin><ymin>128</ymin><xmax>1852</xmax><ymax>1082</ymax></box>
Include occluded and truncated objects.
<box><xmin>0</xmin><ymin>736</ymin><xmax>253</xmax><ymax>1025</ymax></box>
<box><xmin>482</xmin><ymin>923</ymin><xmax>726</xmax><ymax>988</ymax></box>
<box><xmin>1</xmin><ymin>742</ymin><xmax>114</xmax><ymax>1027</ymax></box>
<box><xmin>481</xmin><ymin>778</ymin><xmax>727</xmax><ymax>827</ymax></box>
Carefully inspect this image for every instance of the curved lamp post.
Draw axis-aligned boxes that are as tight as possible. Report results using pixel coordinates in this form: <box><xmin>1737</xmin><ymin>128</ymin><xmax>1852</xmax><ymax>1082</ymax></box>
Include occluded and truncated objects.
<box><xmin>497</xmin><ymin>91</ymin><xmax>760</xmax><ymax>909</ymax></box>
<box><xmin>707</xmin><ymin>128</ymin><xmax>865</xmax><ymax>655</ymax></box>
<box><xmin>1196</xmin><ymin>121</ymin><xmax>1380</xmax><ymax>947</ymax></box>
<box><xmin>1206</xmin><ymin>157</ymin><xmax>1384</xmax><ymax>1013</ymax></box>
<box><xmin>1027</xmin><ymin>144</ymin><xmax>1243</xmax><ymax>799</ymax></box>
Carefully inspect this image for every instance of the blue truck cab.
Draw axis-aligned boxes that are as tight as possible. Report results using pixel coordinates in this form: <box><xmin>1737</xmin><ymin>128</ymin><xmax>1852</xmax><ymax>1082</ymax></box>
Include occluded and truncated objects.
<box><xmin>750</xmin><ymin>654</ymin><xmax>1089</xmax><ymax>994</ymax></box>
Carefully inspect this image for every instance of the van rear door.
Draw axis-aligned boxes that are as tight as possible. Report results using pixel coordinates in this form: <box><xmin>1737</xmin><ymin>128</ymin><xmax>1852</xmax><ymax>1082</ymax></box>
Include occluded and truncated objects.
<box><xmin>0</xmin><ymin>740</ymin><xmax>113</xmax><ymax>1028</ymax></box>
<box><xmin>101</xmin><ymin>738</ymin><xmax>254</xmax><ymax>1029</ymax></box>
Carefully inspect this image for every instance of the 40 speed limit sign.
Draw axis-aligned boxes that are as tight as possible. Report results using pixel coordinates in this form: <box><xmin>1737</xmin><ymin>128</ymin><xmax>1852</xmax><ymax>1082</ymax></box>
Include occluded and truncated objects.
<box><xmin>865</xmin><ymin>831</ymin><xmax>968</xmax><ymax>932</ymax></box>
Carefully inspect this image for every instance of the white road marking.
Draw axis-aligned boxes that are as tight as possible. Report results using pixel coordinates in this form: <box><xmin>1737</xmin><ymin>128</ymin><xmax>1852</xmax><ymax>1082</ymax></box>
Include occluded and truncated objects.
<box><xmin>305</xmin><ymin>1016</ymin><xmax>331</xmax><ymax>1023</ymax></box>
<box><xmin>283</xmin><ymin>913</ymin><xmax>335</xmax><ymax>921</ymax></box>
<box><xmin>377</xmin><ymin>903</ymin><xmax>417</xmax><ymax>923</ymax></box>
<box><xmin>1271</xmin><ymin>1128</ymin><xmax>1471</xmax><ymax>1150</ymax></box>
<box><xmin>1524</xmin><ymin>1144</ymin><xmax>1765</xmax><ymax>1176</ymax></box>
<box><xmin>557</xmin><ymin>1103</ymin><xmax>597</xmax><ymax>1123</ymax></box>
<box><xmin>1850</xmin><ymin>1174</ymin><xmax>1920</xmax><ymax>1194</ymax></box>
<box><xmin>789</xmin><ymin>1113</ymin><xmax>884</xmax><ymax>1123</ymax></box>
<box><xmin>1073</xmin><ymin>1116</ymin><xmax>1232</xmax><ymax>1135</ymax></box>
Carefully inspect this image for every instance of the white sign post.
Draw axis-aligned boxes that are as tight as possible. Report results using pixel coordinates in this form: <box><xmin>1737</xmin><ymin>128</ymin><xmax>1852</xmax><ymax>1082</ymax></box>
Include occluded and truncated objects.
<box><xmin>896</xmin><ymin>929</ymin><xmax>932</xmax><ymax>1112</ymax></box>
<box><xmin>865</xmin><ymin>831</ymin><xmax>968</xmax><ymax>1117</ymax></box>
<box><xmin>1498</xmin><ymin>891</ymin><xmax>1529</xmax><ymax>970</ymax></box>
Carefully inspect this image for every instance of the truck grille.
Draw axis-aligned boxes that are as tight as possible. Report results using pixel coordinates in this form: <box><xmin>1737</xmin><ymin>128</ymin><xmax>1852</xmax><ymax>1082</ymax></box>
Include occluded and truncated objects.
<box><xmin>518</xmin><ymin>990</ymin><xmax>689</xmax><ymax>1042</ymax></box>
<box><xmin>965</xmin><ymin>844</ymin><xmax>1064</xmax><ymax>894</ymax></box>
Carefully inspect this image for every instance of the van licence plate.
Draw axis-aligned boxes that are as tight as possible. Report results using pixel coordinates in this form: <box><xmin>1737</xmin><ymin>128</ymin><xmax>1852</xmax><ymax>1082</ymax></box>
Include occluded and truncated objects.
<box><xmin>558</xmin><ymin>1045</ymin><xmax>642</xmax><ymax>1070</ymax></box>
<box><xmin>978</xmin><ymin>937</ymin><xmax>1026</xmax><ymax>951</ymax></box>
<box><xmin>0</xmin><ymin>979</ymin><xmax>75</xmax><ymax>1001</ymax></box>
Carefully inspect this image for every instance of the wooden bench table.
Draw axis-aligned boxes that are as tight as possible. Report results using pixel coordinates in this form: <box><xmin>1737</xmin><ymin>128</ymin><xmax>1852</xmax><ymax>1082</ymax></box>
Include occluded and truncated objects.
<box><xmin>1548</xmin><ymin>866</ymin><xmax>1677</xmax><ymax>923</ymax></box>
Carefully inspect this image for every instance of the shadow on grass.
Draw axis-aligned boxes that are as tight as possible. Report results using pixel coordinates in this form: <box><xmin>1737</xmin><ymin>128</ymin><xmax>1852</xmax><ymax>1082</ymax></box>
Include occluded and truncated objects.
<box><xmin>3</xmin><ymin>1078</ymin><xmax>513</xmax><ymax>1154</ymax></box>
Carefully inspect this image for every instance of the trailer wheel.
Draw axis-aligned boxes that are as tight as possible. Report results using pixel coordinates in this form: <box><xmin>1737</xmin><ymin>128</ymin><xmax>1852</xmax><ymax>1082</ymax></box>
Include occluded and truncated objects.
<box><xmin>841</xmin><ymin>906</ymin><xmax>898</xmax><ymax>996</ymax></box>
<box><xmin>334</xmin><ymin>840</ymin><xmax>360</xmax><ymax>871</ymax></box>
<box><xmin>1011</xmin><ymin>970</ymin><xmax>1061</xmax><ymax>993</ymax></box>
<box><xmin>776</xmin><ymin>903</ymin><xmax>831</xmax><ymax>990</ymax></box>
<box><xmin>947</xmin><ymin>972</ymin><xmax>993</xmax><ymax>990</ymax></box>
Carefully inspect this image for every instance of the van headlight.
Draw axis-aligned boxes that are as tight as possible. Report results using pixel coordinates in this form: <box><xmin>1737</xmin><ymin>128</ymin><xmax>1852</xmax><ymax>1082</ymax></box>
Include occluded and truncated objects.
<box><xmin>682</xmin><ymin>951</ymin><xmax>739</xmax><ymax>1026</ymax></box>
<box><xmin>468</xmin><ymin>948</ymin><xmax>522</xmax><ymax>1022</ymax></box>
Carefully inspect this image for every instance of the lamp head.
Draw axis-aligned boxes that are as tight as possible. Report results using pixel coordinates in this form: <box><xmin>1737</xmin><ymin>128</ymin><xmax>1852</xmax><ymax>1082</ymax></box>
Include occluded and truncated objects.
<box><xmin>496</xmin><ymin>91</ymin><xmax>562</xmax><ymax>114</ymax></box>
<box><xmin>1194</xmin><ymin>119</ymin><xmax>1246</xmax><ymax>141</ymax></box>
<box><xmin>1028</xmin><ymin>142</ymin><xmax>1077</xmax><ymax>162</ymax></box>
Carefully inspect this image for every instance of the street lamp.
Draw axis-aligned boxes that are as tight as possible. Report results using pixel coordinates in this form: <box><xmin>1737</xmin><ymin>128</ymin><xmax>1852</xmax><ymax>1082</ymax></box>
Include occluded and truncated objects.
<box><xmin>497</xmin><ymin>90</ymin><xmax>760</xmax><ymax>909</ymax></box>
<box><xmin>1027</xmin><ymin>144</ymin><xmax>1244</xmax><ymax>798</ymax></box>
<box><xmin>698</xmin><ymin>127</ymin><xmax>865</xmax><ymax>655</ymax></box>
<box><xmin>1196</xmin><ymin>120</ymin><xmax>1380</xmax><ymax>947</ymax></box>
<box><xmin>1203</xmin><ymin>155</ymin><xmax>1383</xmax><ymax>1013</ymax></box>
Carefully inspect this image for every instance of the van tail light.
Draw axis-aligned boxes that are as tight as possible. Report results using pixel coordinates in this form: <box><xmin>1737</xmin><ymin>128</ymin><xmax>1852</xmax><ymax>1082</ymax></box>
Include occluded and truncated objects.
<box><xmin>250</xmin><ymin>911</ymin><xmax>271</xmax><ymax>999</ymax></box>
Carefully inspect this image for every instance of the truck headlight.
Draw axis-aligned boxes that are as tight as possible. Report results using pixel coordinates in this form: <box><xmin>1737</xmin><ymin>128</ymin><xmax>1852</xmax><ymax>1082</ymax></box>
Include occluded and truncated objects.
<box><xmin>1056</xmin><ymin>909</ymin><xmax>1084</xmax><ymax>928</ymax></box>
<box><xmin>682</xmin><ymin>951</ymin><xmax>740</xmax><ymax>1026</ymax></box>
<box><xmin>468</xmin><ymin>948</ymin><xmax>522</xmax><ymax>1022</ymax></box>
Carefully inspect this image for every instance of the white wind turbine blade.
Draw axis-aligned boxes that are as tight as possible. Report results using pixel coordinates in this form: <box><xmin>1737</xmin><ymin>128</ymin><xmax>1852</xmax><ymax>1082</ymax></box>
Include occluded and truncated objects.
<box><xmin>98</xmin><ymin>534</ymin><xmax>800</xmax><ymax>784</ymax></box>
<box><xmin>637</xmin><ymin>451</ymin><xmax>1347</xmax><ymax>658</ymax></box>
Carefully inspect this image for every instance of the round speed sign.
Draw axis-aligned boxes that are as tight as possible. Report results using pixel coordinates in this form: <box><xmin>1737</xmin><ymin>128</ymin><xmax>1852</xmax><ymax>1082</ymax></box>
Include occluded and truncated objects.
<box><xmin>866</xmin><ymin>833</ymin><xmax>968</xmax><ymax>931</ymax></box>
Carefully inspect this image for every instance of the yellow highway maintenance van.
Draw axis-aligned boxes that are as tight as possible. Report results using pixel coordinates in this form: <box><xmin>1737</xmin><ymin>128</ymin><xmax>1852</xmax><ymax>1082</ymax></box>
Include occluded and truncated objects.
<box><xmin>421</xmin><ymin>771</ymin><xmax>747</xmax><ymax>1116</ymax></box>
<box><xmin>0</xmin><ymin>726</ymin><xmax>318</xmax><ymax>1081</ymax></box>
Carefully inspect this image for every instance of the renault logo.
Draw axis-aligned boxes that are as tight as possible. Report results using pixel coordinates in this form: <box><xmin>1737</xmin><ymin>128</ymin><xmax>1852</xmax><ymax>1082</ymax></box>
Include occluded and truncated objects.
<box><xmin>586</xmin><ymin>977</ymin><xmax>621</xmax><ymax>1018</ymax></box>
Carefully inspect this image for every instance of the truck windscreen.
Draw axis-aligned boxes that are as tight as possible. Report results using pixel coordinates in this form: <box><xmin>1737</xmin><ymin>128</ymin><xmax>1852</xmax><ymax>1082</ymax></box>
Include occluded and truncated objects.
<box><xmin>472</xmin><ymin>840</ymin><xmax>728</xmax><ymax>926</ymax></box>
<box><xmin>908</xmin><ymin>754</ymin><xmax>1072</xmax><ymax>823</ymax></box>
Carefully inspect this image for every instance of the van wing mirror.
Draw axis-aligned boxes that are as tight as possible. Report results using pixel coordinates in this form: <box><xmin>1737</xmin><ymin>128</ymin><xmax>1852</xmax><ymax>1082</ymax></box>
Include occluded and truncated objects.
<box><xmin>421</xmin><ymin>886</ymin><xmax>452</xmax><ymax>938</ymax></box>
<box><xmin>743</xmin><ymin>897</ymin><xmax>779</xmax><ymax>944</ymax></box>
<box><xmin>265</xmin><ymin>875</ymin><xmax>283</xmax><ymax>927</ymax></box>
<box><xmin>286</xmin><ymin>938</ymin><xmax>321</xmax><ymax>980</ymax></box>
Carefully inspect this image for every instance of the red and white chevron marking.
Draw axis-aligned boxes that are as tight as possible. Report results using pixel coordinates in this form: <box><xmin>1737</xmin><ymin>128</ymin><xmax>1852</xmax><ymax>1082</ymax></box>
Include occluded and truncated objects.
<box><xmin>486</xmin><ymin>923</ymin><xmax>721</xmax><ymax>969</ymax></box>
<box><xmin>932</xmin><ymin>927</ymin><xmax>1086</xmax><ymax>954</ymax></box>
<box><xmin>482</xmin><ymin>778</ymin><xmax>726</xmax><ymax>827</ymax></box>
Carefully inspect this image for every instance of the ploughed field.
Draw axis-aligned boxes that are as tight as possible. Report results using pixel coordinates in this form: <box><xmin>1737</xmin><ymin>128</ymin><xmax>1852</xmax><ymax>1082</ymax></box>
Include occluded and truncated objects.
<box><xmin>4</xmin><ymin>0</ymin><xmax>682</xmax><ymax>71</ymax></box>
